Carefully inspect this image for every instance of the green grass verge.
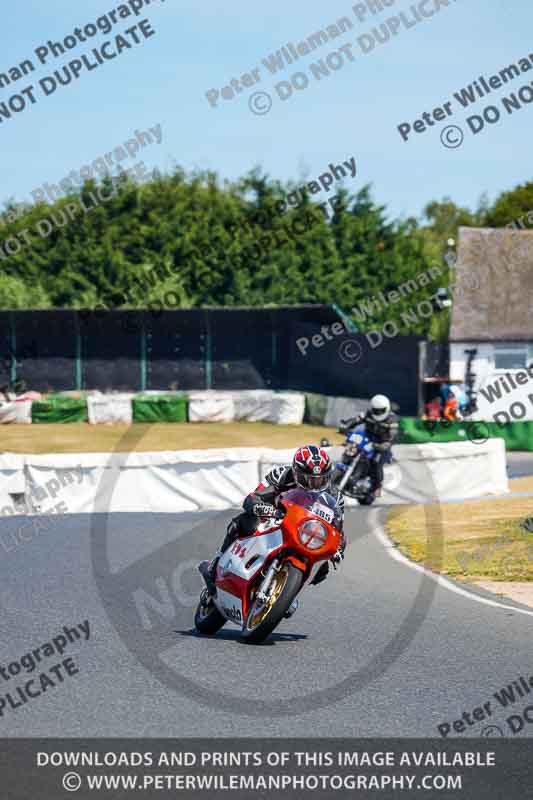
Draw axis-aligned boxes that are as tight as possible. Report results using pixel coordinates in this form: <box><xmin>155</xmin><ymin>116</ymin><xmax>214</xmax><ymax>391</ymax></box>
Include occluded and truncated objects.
<box><xmin>386</xmin><ymin>479</ymin><xmax>533</xmax><ymax>582</ymax></box>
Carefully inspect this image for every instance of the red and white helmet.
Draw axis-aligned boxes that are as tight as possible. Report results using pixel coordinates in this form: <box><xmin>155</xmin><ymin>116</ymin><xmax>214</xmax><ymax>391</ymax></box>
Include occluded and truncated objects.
<box><xmin>292</xmin><ymin>445</ymin><xmax>333</xmax><ymax>491</ymax></box>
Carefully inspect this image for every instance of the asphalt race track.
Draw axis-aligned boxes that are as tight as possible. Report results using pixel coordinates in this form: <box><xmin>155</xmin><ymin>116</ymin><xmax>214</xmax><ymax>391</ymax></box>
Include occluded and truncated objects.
<box><xmin>507</xmin><ymin>452</ymin><xmax>533</xmax><ymax>479</ymax></box>
<box><xmin>2</xmin><ymin>502</ymin><xmax>533</xmax><ymax>739</ymax></box>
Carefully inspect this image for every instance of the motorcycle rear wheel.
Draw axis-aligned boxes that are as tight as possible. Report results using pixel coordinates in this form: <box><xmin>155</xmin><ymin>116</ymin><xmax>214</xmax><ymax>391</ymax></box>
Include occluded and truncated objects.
<box><xmin>241</xmin><ymin>563</ymin><xmax>303</xmax><ymax>645</ymax></box>
<box><xmin>194</xmin><ymin>591</ymin><xmax>226</xmax><ymax>635</ymax></box>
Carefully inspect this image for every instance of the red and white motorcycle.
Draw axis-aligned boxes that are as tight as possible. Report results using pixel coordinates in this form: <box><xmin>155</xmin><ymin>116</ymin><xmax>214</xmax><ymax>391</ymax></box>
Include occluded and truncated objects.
<box><xmin>194</xmin><ymin>488</ymin><xmax>342</xmax><ymax>644</ymax></box>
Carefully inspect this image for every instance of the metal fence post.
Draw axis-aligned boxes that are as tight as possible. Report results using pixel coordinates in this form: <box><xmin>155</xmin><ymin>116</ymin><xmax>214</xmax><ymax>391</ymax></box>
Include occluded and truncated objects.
<box><xmin>205</xmin><ymin>311</ymin><xmax>212</xmax><ymax>390</ymax></box>
<box><xmin>74</xmin><ymin>312</ymin><xmax>82</xmax><ymax>390</ymax></box>
<box><xmin>9</xmin><ymin>312</ymin><xmax>16</xmax><ymax>384</ymax></box>
<box><xmin>140</xmin><ymin>314</ymin><xmax>147</xmax><ymax>392</ymax></box>
<box><xmin>271</xmin><ymin>329</ymin><xmax>278</xmax><ymax>388</ymax></box>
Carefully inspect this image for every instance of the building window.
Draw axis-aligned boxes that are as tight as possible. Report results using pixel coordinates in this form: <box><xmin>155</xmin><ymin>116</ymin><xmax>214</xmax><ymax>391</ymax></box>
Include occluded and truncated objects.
<box><xmin>494</xmin><ymin>344</ymin><xmax>533</xmax><ymax>370</ymax></box>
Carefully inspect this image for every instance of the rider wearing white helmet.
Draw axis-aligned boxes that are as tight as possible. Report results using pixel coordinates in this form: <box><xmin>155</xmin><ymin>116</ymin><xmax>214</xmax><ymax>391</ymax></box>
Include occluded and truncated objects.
<box><xmin>368</xmin><ymin>394</ymin><xmax>391</xmax><ymax>421</ymax></box>
<box><xmin>339</xmin><ymin>394</ymin><xmax>398</xmax><ymax>495</ymax></box>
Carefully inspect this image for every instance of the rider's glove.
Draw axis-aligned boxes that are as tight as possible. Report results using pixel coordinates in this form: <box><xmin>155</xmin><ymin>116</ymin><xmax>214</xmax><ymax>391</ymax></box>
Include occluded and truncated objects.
<box><xmin>252</xmin><ymin>502</ymin><xmax>277</xmax><ymax>517</ymax></box>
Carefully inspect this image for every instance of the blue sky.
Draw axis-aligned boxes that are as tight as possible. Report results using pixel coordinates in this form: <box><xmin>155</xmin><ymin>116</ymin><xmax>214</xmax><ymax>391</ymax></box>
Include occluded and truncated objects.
<box><xmin>1</xmin><ymin>0</ymin><xmax>531</xmax><ymax>221</ymax></box>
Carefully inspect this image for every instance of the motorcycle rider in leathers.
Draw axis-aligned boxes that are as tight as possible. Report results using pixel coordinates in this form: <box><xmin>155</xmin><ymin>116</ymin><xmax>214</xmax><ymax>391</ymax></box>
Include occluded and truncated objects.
<box><xmin>199</xmin><ymin>445</ymin><xmax>346</xmax><ymax>596</ymax></box>
<box><xmin>339</xmin><ymin>394</ymin><xmax>398</xmax><ymax>496</ymax></box>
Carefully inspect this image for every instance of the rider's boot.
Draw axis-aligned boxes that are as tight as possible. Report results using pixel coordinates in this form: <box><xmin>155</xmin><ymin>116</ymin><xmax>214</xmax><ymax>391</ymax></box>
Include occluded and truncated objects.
<box><xmin>199</xmin><ymin>519</ymin><xmax>240</xmax><ymax>596</ymax></box>
<box><xmin>369</xmin><ymin>462</ymin><xmax>383</xmax><ymax>498</ymax></box>
<box><xmin>199</xmin><ymin>553</ymin><xmax>220</xmax><ymax>596</ymax></box>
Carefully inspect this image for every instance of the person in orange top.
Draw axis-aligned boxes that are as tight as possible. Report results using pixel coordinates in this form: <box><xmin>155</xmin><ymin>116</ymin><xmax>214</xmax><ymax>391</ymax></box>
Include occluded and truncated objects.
<box><xmin>443</xmin><ymin>389</ymin><xmax>462</xmax><ymax>421</ymax></box>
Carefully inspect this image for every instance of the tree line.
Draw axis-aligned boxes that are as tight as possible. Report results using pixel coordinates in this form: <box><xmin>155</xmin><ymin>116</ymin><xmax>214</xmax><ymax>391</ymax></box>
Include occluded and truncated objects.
<box><xmin>0</xmin><ymin>164</ymin><xmax>531</xmax><ymax>339</ymax></box>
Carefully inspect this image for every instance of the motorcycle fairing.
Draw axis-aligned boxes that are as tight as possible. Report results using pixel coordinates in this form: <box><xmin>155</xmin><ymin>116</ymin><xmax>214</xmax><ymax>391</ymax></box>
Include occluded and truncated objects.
<box><xmin>218</xmin><ymin>529</ymin><xmax>284</xmax><ymax>582</ymax></box>
<box><xmin>215</xmin><ymin>588</ymin><xmax>245</xmax><ymax>626</ymax></box>
<box><xmin>347</xmin><ymin>430</ymin><xmax>375</xmax><ymax>457</ymax></box>
<box><xmin>214</xmin><ymin>529</ymin><xmax>285</xmax><ymax>621</ymax></box>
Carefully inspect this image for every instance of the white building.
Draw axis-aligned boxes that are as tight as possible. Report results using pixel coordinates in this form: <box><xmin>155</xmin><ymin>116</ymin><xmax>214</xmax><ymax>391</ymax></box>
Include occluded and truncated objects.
<box><xmin>449</xmin><ymin>226</ymin><xmax>533</xmax><ymax>421</ymax></box>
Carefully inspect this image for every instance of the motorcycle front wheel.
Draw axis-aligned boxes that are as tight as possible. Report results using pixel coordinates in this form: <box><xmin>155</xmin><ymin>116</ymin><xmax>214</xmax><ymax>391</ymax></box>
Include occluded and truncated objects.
<box><xmin>241</xmin><ymin>562</ymin><xmax>303</xmax><ymax>645</ymax></box>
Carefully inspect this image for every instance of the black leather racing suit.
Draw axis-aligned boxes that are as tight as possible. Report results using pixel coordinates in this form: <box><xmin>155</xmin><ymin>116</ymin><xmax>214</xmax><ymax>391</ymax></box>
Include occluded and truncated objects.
<box><xmin>340</xmin><ymin>412</ymin><xmax>398</xmax><ymax>492</ymax></box>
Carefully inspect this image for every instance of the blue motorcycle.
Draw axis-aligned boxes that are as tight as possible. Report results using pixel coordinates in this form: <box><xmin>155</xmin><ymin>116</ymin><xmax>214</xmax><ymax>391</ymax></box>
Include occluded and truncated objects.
<box><xmin>331</xmin><ymin>426</ymin><xmax>377</xmax><ymax>505</ymax></box>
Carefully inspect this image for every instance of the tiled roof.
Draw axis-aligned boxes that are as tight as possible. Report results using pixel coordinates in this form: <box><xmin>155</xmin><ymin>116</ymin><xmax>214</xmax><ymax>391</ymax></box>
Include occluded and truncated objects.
<box><xmin>450</xmin><ymin>226</ymin><xmax>533</xmax><ymax>341</ymax></box>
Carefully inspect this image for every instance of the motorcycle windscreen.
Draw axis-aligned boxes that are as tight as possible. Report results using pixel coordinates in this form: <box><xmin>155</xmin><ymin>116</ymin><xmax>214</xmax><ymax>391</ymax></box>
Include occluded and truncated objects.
<box><xmin>348</xmin><ymin>430</ymin><xmax>375</xmax><ymax>457</ymax></box>
<box><xmin>280</xmin><ymin>488</ymin><xmax>341</xmax><ymax>528</ymax></box>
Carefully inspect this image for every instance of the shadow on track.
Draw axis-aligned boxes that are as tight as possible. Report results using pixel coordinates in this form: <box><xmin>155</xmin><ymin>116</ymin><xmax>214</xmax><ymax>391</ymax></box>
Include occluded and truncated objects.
<box><xmin>177</xmin><ymin>628</ymin><xmax>308</xmax><ymax>646</ymax></box>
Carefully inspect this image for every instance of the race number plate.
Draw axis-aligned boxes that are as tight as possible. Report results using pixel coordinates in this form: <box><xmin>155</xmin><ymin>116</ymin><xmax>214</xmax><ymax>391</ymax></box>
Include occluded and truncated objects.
<box><xmin>311</xmin><ymin>503</ymin><xmax>334</xmax><ymax>524</ymax></box>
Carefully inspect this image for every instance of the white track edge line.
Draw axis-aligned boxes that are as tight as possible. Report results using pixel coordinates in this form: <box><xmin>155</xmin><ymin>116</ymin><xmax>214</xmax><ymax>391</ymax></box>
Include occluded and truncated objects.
<box><xmin>369</xmin><ymin>508</ymin><xmax>533</xmax><ymax>619</ymax></box>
